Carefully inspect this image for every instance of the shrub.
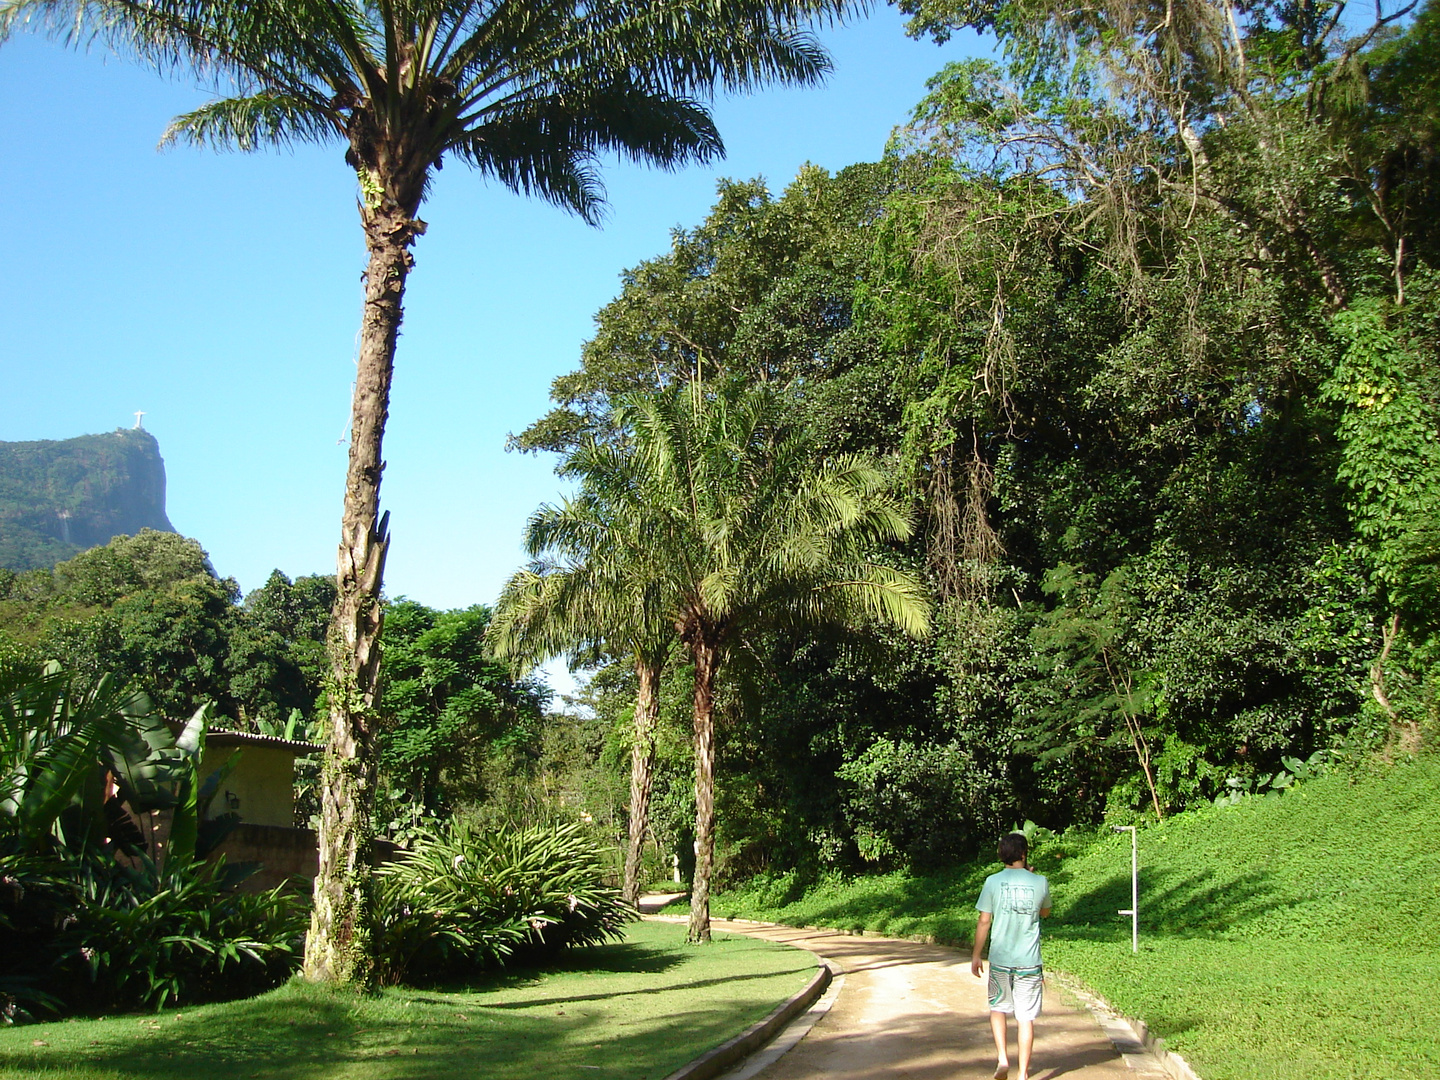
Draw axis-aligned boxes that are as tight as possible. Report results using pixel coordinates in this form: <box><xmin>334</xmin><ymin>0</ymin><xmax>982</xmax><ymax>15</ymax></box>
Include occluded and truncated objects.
<box><xmin>375</xmin><ymin>820</ymin><xmax>635</xmax><ymax>985</ymax></box>
<box><xmin>1</xmin><ymin>842</ymin><xmax>305</xmax><ymax>1017</ymax></box>
<box><xmin>0</xmin><ymin>662</ymin><xmax>305</xmax><ymax>1018</ymax></box>
<box><xmin>838</xmin><ymin>738</ymin><xmax>1009</xmax><ymax>869</ymax></box>
<box><xmin>54</xmin><ymin>853</ymin><xmax>305</xmax><ymax>1012</ymax></box>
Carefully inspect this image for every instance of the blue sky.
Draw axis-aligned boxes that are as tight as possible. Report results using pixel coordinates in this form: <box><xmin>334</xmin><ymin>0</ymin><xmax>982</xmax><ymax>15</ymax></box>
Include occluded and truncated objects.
<box><xmin>1</xmin><ymin>8</ymin><xmax>982</xmax><ymax>639</ymax></box>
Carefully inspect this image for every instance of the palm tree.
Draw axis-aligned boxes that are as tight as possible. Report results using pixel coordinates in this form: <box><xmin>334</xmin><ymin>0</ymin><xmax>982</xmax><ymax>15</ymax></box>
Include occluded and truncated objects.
<box><xmin>1</xmin><ymin>0</ymin><xmax>856</xmax><ymax>982</ymax></box>
<box><xmin>573</xmin><ymin>378</ymin><xmax>931</xmax><ymax>941</ymax></box>
<box><xmin>488</xmin><ymin>462</ymin><xmax>675</xmax><ymax>905</ymax></box>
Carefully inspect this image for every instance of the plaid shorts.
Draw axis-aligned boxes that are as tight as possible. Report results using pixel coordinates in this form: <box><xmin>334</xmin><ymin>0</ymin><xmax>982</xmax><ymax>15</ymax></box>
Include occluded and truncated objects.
<box><xmin>988</xmin><ymin>965</ymin><xmax>1044</xmax><ymax>1022</ymax></box>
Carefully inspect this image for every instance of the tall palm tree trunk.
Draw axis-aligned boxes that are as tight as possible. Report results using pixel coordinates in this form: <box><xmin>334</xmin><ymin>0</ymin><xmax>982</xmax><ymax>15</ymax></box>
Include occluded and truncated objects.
<box><xmin>304</xmin><ymin>191</ymin><xmax>421</xmax><ymax>985</ymax></box>
<box><xmin>623</xmin><ymin>656</ymin><xmax>662</xmax><ymax>905</ymax></box>
<box><xmin>687</xmin><ymin>635</ymin><xmax>720</xmax><ymax>943</ymax></box>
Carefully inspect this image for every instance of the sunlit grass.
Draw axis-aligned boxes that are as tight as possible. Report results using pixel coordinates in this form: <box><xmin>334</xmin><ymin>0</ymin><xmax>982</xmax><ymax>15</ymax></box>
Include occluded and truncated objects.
<box><xmin>698</xmin><ymin>755</ymin><xmax>1440</xmax><ymax>1080</ymax></box>
<box><xmin>0</xmin><ymin>920</ymin><xmax>815</xmax><ymax>1080</ymax></box>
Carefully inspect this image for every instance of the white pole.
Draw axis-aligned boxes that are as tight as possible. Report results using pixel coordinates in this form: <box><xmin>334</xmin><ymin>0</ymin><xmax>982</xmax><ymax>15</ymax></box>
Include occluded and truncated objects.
<box><xmin>1113</xmin><ymin>825</ymin><xmax>1138</xmax><ymax>953</ymax></box>
<box><xmin>1130</xmin><ymin>826</ymin><xmax>1138</xmax><ymax>953</ymax></box>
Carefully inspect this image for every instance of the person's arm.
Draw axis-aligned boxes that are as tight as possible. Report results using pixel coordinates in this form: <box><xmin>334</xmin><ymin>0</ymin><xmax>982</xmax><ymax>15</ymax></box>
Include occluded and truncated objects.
<box><xmin>971</xmin><ymin>910</ymin><xmax>992</xmax><ymax>978</ymax></box>
<box><xmin>1040</xmin><ymin>880</ymin><xmax>1051</xmax><ymax>919</ymax></box>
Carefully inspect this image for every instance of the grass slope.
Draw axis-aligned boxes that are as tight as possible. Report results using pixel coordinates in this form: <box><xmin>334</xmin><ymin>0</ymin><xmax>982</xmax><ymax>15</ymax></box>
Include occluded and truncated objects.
<box><xmin>702</xmin><ymin>756</ymin><xmax>1440</xmax><ymax>1080</ymax></box>
<box><xmin>0</xmin><ymin>920</ymin><xmax>815</xmax><ymax>1080</ymax></box>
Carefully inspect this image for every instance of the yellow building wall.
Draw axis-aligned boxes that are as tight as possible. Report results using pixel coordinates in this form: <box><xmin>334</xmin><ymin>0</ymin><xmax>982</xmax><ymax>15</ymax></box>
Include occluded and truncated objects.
<box><xmin>199</xmin><ymin>745</ymin><xmax>295</xmax><ymax>829</ymax></box>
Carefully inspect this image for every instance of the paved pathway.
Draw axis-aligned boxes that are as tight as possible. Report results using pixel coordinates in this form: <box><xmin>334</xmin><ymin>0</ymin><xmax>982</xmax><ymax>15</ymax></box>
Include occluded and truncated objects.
<box><xmin>703</xmin><ymin>921</ymin><xmax>1169</xmax><ymax>1080</ymax></box>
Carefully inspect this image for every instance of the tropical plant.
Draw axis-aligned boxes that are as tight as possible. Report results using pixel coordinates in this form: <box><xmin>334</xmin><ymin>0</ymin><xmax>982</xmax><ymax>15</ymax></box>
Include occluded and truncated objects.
<box><xmin>0</xmin><ymin>661</ymin><xmax>146</xmax><ymax>852</ymax></box>
<box><xmin>0</xmin><ymin>0</ymin><xmax>863</xmax><ymax>985</ymax></box>
<box><xmin>52</xmin><ymin>851</ymin><xmax>306</xmax><ymax>1013</ymax></box>
<box><xmin>102</xmin><ymin>700</ymin><xmax>248</xmax><ymax>875</ymax></box>
<box><xmin>373</xmin><ymin>819</ymin><xmax>632</xmax><ymax>985</ymax></box>
<box><xmin>489</xmin><ymin>491</ymin><xmax>675</xmax><ymax>906</ymax></box>
<box><xmin>556</xmin><ymin>378</ymin><xmax>931</xmax><ymax>940</ymax></box>
<box><xmin>0</xmin><ymin>661</ymin><xmax>305</xmax><ymax>1016</ymax></box>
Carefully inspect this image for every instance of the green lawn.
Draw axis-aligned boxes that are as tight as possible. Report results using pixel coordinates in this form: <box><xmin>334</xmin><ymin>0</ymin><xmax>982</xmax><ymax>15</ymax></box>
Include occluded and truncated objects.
<box><xmin>696</xmin><ymin>755</ymin><xmax>1440</xmax><ymax>1080</ymax></box>
<box><xmin>0</xmin><ymin>920</ymin><xmax>816</xmax><ymax>1080</ymax></box>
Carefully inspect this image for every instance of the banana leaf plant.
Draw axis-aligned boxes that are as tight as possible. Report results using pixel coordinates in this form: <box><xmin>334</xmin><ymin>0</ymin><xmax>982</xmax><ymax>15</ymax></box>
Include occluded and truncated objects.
<box><xmin>0</xmin><ymin>662</ymin><xmax>148</xmax><ymax>853</ymax></box>
<box><xmin>101</xmin><ymin>701</ymin><xmax>244</xmax><ymax>875</ymax></box>
<box><xmin>1</xmin><ymin>662</ymin><xmax>243</xmax><ymax>871</ymax></box>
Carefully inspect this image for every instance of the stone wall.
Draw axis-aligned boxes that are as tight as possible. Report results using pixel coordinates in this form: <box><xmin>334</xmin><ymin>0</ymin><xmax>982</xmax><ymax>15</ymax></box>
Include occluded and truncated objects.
<box><xmin>212</xmin><ymin>824</ymin><xmax>404</xmax><ymax>893</ymax></box>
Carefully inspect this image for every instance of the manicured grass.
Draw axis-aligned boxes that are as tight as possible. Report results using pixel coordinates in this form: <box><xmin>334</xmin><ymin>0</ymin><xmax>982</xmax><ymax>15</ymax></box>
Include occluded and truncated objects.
<box><xmin>699</xmin><ymin>863</ymin><xmax>990</xmax><ymax>945</ymax></box>
<box><xmin>0</xmin><ymin>920</ymin><xmax>816</xmax><ymax>1080</ymax></box>
<box><xmin>696</xmin><ymin>755</ymin><xmax>1440</xmax><ymax>1080</ymax></box>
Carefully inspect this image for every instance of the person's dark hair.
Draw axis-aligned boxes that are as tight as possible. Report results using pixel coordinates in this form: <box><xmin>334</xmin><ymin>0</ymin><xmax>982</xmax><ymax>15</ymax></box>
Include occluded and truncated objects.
<box><xmin>998</xmin><ymin>832</ymin><xmax>1028</xmax><ymax>864</ymax></box>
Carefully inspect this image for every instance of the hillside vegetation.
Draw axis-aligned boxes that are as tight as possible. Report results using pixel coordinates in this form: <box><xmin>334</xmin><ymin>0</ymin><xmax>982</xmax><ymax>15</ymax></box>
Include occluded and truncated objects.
<box><xmin>499</xmin><ymin>0</ymin><xmax>1440</xmax><ymax>910</ymax></box>
<box><xmin>0</xmin><ymin>429</ymin><xmax>174</xmax><ymax>571</ymax></box>
<box><xmin>702</xmin><ymin>756</ymin><xmax>1440</xmax><ymax>1080</ymax></box>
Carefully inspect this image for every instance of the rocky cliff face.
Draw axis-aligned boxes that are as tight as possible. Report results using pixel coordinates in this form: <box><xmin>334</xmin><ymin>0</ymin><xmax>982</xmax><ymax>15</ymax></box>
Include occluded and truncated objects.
<box><xmin>0</xmin><ymin>428</ymin><xmax>177</xmax><ymax>570</ymax></box>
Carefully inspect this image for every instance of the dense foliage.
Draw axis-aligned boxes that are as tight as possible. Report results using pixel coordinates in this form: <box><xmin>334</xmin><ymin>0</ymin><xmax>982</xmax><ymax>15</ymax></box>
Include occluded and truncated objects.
<box><xmin>0</xmin><ymin>534</ymin><xmax>550</xmax><ymax>838</ymax></box>
<box><xmin>373</xmin><ymin>820</ymin><xmax>633</xmax><ymax>985</ymax></box>
<box><xmin>0</xmin><ymin>534</ymin><xmax>332</xmax><ymax>733</ymax></box>
<box><xmin>509</xmin><ymin>0</ymin><xmax>1440</xmax><ymax>889</ymax></box>
<box><xmin>0</xmin><ymin>662</ymin><xmax>304</xmax><ymax>1019</ymax></box>
<box><xmin>1</xmin><ymin>655</ymin><xmax>621</xmax><ymax>1020</ymax></box>
<box><xmin>377</xmin><ymin>602</ymin><xmax>551</xmax><ymax>839</ymax></box>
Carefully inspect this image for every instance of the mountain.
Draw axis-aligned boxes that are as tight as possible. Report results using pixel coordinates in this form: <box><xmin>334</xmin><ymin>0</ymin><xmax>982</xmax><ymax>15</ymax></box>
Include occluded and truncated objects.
<box><xmin>0</xmin><ymin>428</ymin><xmax>177</xmax><ymax>571</ymax></box>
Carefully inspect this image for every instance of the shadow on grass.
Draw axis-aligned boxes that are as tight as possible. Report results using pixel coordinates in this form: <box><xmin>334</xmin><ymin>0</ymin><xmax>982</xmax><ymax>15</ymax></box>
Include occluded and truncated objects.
<box><xmin>410</xmin><ymin>936</ymin><xmax>688</xmax><ymax>996</ymax></box>
<box><xmin>1</xmin><ymin>945</ymin><xmax>811</xmax><ymax>1080</ymax></box>
<box><xmin>0</xmin><ymin>993</ymin><xmax>783</xmax><ymax>1080</ymax></box>
<box><xmin>470</xmin><ymin>964</ymin><xmax>812</xmax><ymax>1011</ymax></box>
<box><xmin>725</xmin><ymin>868</ymin><xmax>983</xmax><ymax>945</ymax></box>
<box><xmin>1050</xmin><ymin>865</ymin><xmax>1285</xmax><ymax>941</ymax></box>
<box><xmin>717</xmin><ymin>858</ymin><xmax>1289</xmax><ymax>953</ymax></box>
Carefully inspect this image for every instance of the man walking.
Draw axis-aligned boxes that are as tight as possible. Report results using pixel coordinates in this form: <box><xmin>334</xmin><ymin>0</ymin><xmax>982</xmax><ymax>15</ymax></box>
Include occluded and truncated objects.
<box><xmin>971</xmin><ymin>832</ymin><xmax>1051</xmax><ymax>1080</ymax></box>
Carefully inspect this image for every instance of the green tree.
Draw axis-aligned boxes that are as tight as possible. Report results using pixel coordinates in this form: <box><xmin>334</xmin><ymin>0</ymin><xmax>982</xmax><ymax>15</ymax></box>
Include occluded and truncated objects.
<box><xmin>861</xmin><ymin>0</ymin><xmax>1440</xmax><ymax>801</ymax></box>
<box><xmin>231</xmin><ymin>571</ymin><xmax>338</xmax><ymax>728</ymax></box>
<box><xmin>514</xmin><ymin>163</ymin><xmax>909</xmax><ymax>456</ymax></box>
<box><xmin>2</xmin><ymin>0</ymin><xmax>860</xmax><ymax>984</ymax></box>
<box><xmin>562</xmin><ymin>378</ymin><xmax>930</xmax><ymax>939</ymax></box>
<box><xmin>378</xmin><ymin>600</ymin><xmax>548</xmax><ymax>830</ymax></box>
<box><xmin>489</xmin><ymin>503</ymin><xmax>675</xmax><ymax>905</ymax></box>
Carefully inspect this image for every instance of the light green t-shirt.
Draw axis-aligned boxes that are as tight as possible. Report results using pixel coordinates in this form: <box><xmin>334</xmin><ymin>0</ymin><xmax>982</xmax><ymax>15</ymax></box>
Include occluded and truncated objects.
<box><xmin>976</xmin><ymin>866</ymin><xmax>1051</xmax><ymax>972</ymax></box>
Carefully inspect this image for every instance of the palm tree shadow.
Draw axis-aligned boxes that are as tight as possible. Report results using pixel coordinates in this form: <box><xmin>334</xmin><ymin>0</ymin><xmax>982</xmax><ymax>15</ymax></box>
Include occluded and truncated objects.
<box><xmin>1050</xmin><ymin>864</ymin><xmax>1286</xmax><ymax>940</ymax></box>
<box><xmin>472</xmin><ymin>965</ymin><xmax>812</xmax><ymax>1010</ymax></box>
<box><xmin>410</xmin><ymin>937</ymin><xmax>688</xmax><ymax>996</ymax></box>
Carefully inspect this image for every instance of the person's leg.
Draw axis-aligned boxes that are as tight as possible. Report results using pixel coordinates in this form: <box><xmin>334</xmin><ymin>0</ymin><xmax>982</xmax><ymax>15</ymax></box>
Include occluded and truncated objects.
<box><xmin>987</xmin><ymin>968</ymin><xmax>1013</xmax><ymax>1078</ymax></box>
<box><xmin>1012</xmin><ymin>972</ymin><xmax>1044</xmax><ymax>1080</ymax></box>
<box><xmin>1015</xmin><ymin>1017</ymin><xmax>1034</xmax><ymax>1080</ymax></box>
<box><xmin>990</xmin><ymin>1011</ymin><xmax>1010</xmax><ymax>1078</ymax></box>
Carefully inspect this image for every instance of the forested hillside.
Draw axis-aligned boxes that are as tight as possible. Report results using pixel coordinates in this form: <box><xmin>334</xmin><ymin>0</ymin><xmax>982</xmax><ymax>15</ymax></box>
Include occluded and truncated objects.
<box><xmin>0</xmin><ymin>428</ymin><xmax>176</xmax><ymax>570</ymax></box>
<box><xmin>505</xmin><ymin>0</ymin><xmax>1440</xmax><ymax>891</ymax></box>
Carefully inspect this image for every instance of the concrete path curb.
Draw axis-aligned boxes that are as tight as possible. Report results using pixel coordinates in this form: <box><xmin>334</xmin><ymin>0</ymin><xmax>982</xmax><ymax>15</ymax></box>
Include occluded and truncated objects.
<box><xmin>1051</xmin><ymin>973</ymin><xmax>1203</xmax><ymax>1080</ymax></box>
<box><xmin>659</xmin><ymin>950</ymin><xmax>835</xmax><ymax>1080</ymax></box>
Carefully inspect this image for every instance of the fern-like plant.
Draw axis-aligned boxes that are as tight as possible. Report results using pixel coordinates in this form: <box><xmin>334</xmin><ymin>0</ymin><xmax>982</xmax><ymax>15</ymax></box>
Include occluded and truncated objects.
<box><xmin>374</xmin><ymin>820</ymin><xmax>634</xmax><ymax>985</ymax></box>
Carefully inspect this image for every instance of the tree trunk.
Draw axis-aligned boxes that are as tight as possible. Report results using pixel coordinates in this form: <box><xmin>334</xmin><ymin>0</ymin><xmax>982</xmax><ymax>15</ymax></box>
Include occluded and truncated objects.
<box><xmin>622</xmin><ymin>655</ymin><xmax>662</xmax><ymax>906</ymax></box>
<box><xmin>304</xmin><ymin>192</ymin><xmax>422</xmax><ymax>986</ymax></box>
<box><xmin>687</xmin><ymin>635</ymin><xmax>719</xmax><ymax>943</ymax></box>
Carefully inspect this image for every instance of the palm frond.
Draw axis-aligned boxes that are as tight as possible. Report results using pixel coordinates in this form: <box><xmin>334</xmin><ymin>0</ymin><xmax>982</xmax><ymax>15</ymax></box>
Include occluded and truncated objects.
<box><xmin>162</xmin><ymin>91</ymin><xmax>335</xmax><ymax>150</ymax></box>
